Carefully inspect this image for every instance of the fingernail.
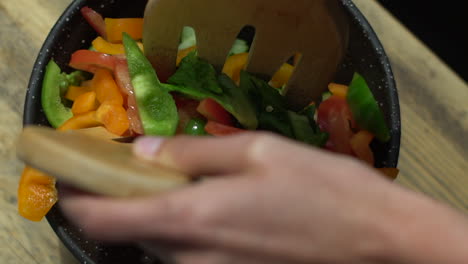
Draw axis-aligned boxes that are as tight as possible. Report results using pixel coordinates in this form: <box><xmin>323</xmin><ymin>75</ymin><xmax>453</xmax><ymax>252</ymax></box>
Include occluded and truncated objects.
<box><xmin>133</xmin><ymin>137</ymin><xmax>165</xmax><ymax>158</ymax></box>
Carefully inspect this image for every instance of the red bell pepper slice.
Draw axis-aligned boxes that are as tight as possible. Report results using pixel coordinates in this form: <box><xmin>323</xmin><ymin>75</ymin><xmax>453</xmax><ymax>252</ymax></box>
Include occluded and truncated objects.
<box><xmin>111</xmin><ymin>60</ymin><xmax>144</xmax><ymax>135</ymax></box>
<box><xmin>69</xmin><ymin>50</ymin><xmax>117</xmax><ymax>73</ymax></box>
<box><xmin>197</xmin><ymin>98</ymin><xmax>233</xmax><ymax>126</ymax></box>
<box><xmin>81</xmin><ymin>6</ymin><xmax>107</xmax><ymax>39</ymax></box>
<box><xmin>205</xmin><ymin>121</ymin><xmax>245</xmax><ymax>136</ymax></box>
<box><xmin>317</xmin><ymin>95</ymin><xmax>355</xmax><ymax>154</ymax></box>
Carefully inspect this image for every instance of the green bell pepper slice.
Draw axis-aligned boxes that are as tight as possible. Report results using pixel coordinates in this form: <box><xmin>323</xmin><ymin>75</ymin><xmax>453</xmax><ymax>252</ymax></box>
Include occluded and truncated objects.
<box><xmin>347</xmin><ymin>73</ymin><xmax>390</xmax><ymax>142</ymax></box>
<box><xmin>123</xmin><ymin>33</ymin><xmax>179</xmax><ymax>136</ymax></box>
<box><xmin>41</xmin><ymin>60</ymin><xmax>86</xmax><ymax>128</ymax></box>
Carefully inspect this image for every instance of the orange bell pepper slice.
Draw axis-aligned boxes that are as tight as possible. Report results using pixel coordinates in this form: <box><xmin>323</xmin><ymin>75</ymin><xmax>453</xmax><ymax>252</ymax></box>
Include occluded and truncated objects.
<box><xmin>96</xmin><ymin>102</ymin><xmax>130</xmax><ymax>136</ymax></box>
<box><xmin>17</xmin><ymin>166</ymin><xmax>57</xmax><ymax>222</ymax></box>
<box><xmin>350</xmin><ymin>130</ymin><xmax>375</xmax><ymax>165</ymax></box>
<box><xmin>92</xmin><ymin>69</ymin><xmax>124</xmax><ymax>105</ymax></box>
<box><xmin>71</xmin><ymin>91</ymin><xmax>100</xmax><ymax>115</ymax></box>
<box><xmin>176</xmin><ymin>46</ymin><xmax>197</xmax><ymax>66</ymax></box>
<box><xmin>222</xmin><ymin>52</ymin><xmax>249</xmax><ymax>83</ymax></box>
<box><xmin>65</xmin><ymin>85</ymin><xmax>94</xmax><ymax>101</ymax></box>
<box><xmin>105</xmin><ymin>18</ymin><xmax>143</xmax><ymax>43</ymax></box>
<box><xmin>92</xmin><ymin>36</ymin><xmax>143</xmax><ymax>55</ymax></box>
<box><xmin>328</xmin><ymin>83</ymin><xmax>349</xmax><ymax>98</ymax></box>
<box><xmin>57</xmin><ymin>111</ymin><xmax>102</xmax><ymax>131</ymax></box>
<box><xmin>269</xmin><ymin>63</ymin><xmax>294</xmax><ymax>89</ymax></box>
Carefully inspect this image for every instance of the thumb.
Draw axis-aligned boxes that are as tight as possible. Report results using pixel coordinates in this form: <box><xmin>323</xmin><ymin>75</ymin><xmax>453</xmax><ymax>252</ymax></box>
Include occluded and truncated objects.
<box><xmin>132</xmin><ymin>132</ymin><xmax>270</xmax><ymax>177</ymax></box>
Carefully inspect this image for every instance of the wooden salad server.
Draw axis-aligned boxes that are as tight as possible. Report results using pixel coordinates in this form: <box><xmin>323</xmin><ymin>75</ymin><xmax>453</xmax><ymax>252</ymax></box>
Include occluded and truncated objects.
<box><xmin>143</xmin><ymin>0</ymin><xmax>349</xmax><ymax>109</ymax></box>
<box><xmin>16</xmin><ymin>126</ymin><xmax>189</xmax><ymax>197</ymax></box>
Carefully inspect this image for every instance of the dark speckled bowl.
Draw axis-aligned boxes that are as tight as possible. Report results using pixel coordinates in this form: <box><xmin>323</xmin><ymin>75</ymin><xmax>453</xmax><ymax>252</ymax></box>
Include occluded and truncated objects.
<box><xmin>23</xmin><ymin>0</ymin><xmax>400</xmax><ymax>263</ymax></box>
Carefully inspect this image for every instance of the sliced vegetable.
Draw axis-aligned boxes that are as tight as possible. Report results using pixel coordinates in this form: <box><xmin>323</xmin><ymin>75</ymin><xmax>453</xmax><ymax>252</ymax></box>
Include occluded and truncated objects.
<box><xmin>17</xmin><ymin>166</ymin><xmax>57</xmax><ymax>222</ymax></box>
<box><xmin>222</xmin><ymin>52</ymin><xmax>248</xmax><ymax>83</ymax></box>
<box><xmin>69</xmin><ymin>50</ymin><xmax>117</xmax><ymax>73</ymax></box>
<box><xmin>114</xmin><ymin>59</ymin><xmax>144</xmax><ymax>135</ymax></box>
<box><xmin>92</xmin><ymin>36</ymin><xmax>144</xmax><ymax>55</ymax></box>
<box><xmin>205</xmin><ymin>121</ymin><xmax>245</xmax><ymax>136</ymax></box>
<box><xmin>328</xmin><ymin>83</ymin><xmax>348</xmax><ymax>98</ymax></box>
<box><xmin>184</xmin><ymin>118</ymin><xmax>208</xmax><ymax>136</ymax></box>
<box><xmin>42</xmin><ymin>60</ymin><xmax>86</xmax><ymax>128</ymax></box>
<box><xmin>65</xmin><ymin>85</ymin><xmax>93</xmax><ymax>101</ymax></box>
<box><xmin>123</xmin><ymin>33</ymin><xmax>179</xmax><ymax>136</ymax></box>
<box><xmin>92</xmin><ymin>68</ymin><xmax>124</xmax><ymax>105</ymax></box>
<box><xmin>96</xmin><ymin>102</ymin><xmax>130</xmax><ymax>136</ymax></box>
<box><xmin>80</xmin><ymin>6</ymin><xmax>107</xmax><ymax>39</ymax></box>
<box><xmin>350</xmin><ymin>130</ymin><xmax>375</xmax><ymax>165</ymax></box>
<box><xmin>105</xmin><ymin>18</ymin><xmax>143</xmax><ymax>43</ymax></box>
<box><xmin>71</xmin><ymin>91</ymin><xmax>99</xmax><ymax>115</ymax></box>
<box><xmin>347</xmin><ymin>73</ymin><xmax>390</xmax><ymax>142</ymax></box>
<box><xmin>197</xmin><ymin>98</ymin><xmax>233</xmax><ymax>126</ymax></box>
<box><xmin>269</xmin><ymin>63</ymin><xmax>294</xmax><ymax>89</ymax></box>
<box><xmin>57</xmin><ymin>111</ymin><xmax>101</xmax><ymax>131</ymax></box>
<box><xmin>318</xmin><ymin>95</ymin><xmax>354</xmax><ymax>154</ymax></box>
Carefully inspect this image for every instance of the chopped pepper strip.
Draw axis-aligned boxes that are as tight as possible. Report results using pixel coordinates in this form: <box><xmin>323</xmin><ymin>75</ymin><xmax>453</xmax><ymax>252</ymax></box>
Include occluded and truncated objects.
<box><xmin>17</xmin><ymin>166</ymin><xmax>57</xmax><ymax>222</ymax></box>
<box><xmin>328</xmin><ymin>83</ymin><xmax>348</xmax><ymax>98</ymax></box>
<box><xmin>205</xmin><ymin>120</ymin><xmax>245</xmax><ymax>136</ymax></box>
<box><xmin>65</xmin><ymin>85</ymin><xmax>94</xmax><ymax>101</ymax></box>
<box><xmin>347</xmin><ymin>73</ymin><xmax>390</xmax><ymax>142</ymax></box>
<box><xmin>92</xmin><ymin>68</ymin><xmax>124</xmax><ymax>105</ymax></box>
<box><xmin>105</xmin><ymin>18</ymin><xmax>143</xmax><ymax>43</ymax></box>
<box><xmin>92</xmin><ymin>36</ymin><xmax>143</xmax><ymax>55</ymax></box>
<box><xmin>41</xmin><ymin>60</ymin><xmax>86</xmax><ymax>128</ymax></box>
<box><xmin>96</xmin><ymin>101</ymin><xmax>130</xmax><ymax>136</ymax></box>
<box><xmin>269</xmin><ymin>63</ymin><xmax>294</xmax><ymax>89</ymax></box>
<box><xmin>350</xmin><ymin>130</ymin><xmax>375</xmax><ymax>165</ymax></box>
<box><xmin>69</xmin><ymin>50</ymin><xmax>118</xmax><ymax>73</ymax></box>
<box><xmin>197</xmin><ymin>98</ymin><xmax>233</xmax><ymax>126</ymax></box>
<box><xmin>71</xmin><ymin>91</ymin><xmax>99</xmax><ymax>115</ymax></box>
<box><xmin>123</xmin><ymin>33</ymin><xmax>179</xmax><ymax>136</ymax></box>
<box><xmin>222</xmin><ymin>52</ymin><xmax>248</xmax><ymax>83</ymax></box>
<box><xmin>57</xmin><ymin>111</ymin><xmax>101</xmax><ymax>131</ymax></box>
<box><xmin>80</xmin><ymin>6</ymin><xmax>107</xmax><ymax>39</ymax></box>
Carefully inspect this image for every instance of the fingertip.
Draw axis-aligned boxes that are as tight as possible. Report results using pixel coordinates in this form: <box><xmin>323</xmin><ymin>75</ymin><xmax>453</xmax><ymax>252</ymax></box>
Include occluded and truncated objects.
<box><xmin>133</xmin><ymin>136</ymin><xmax>166</xmax><ymax>159</ymax></box>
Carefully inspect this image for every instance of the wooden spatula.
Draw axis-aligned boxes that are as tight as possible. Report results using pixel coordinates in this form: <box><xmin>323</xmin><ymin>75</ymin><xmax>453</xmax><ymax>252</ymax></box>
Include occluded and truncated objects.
<box><xmin>143</xmin><ymin>0</ymin><xmax>349</xmax><ymax>109</ymax></box>
<box><xmin>16</xmin><ymin>126</ymin><xmax>189</xmax><ymax>197</ymax></box>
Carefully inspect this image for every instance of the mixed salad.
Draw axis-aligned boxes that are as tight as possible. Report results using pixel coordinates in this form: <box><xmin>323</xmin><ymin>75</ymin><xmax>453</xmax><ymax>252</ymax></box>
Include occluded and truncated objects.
<box><xmin>18</xmin><ymin>7</ymin><xmax>398</xmax><ymax>222</ymax></box>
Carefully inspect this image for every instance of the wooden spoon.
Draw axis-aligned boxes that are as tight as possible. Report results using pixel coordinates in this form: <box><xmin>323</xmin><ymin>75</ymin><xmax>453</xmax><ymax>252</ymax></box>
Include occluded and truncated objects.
<box><xmin>16</xmin><ymin>126</ymin><xmax>189</xmax><ymax>197</ymax></box>
<box><xmin>143</xmin><ymin>0</ymin><xmax>349</xmax><ymax>109</ymax></box>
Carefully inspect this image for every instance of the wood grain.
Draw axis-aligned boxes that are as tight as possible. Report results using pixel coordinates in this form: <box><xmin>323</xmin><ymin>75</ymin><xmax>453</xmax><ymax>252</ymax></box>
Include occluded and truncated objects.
<box><xmin>0</xmin><ymin>0</ymin><xmax>466</xmax><ymax>263</ymax></box>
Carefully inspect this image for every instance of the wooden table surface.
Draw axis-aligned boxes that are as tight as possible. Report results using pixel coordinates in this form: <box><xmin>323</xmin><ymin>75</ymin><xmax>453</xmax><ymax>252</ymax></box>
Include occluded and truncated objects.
<box><xmin>1</xmin><ymin>0</ymin><xmax>467</xmax><ymax>263</ymax></box>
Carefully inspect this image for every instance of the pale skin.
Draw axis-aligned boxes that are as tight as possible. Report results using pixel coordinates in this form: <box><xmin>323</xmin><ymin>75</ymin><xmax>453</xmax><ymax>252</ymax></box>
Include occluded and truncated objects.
<box><xmin>60</xmin><ymin>132</ymin><xmax>468</xmax><ymax>264</ymax></box>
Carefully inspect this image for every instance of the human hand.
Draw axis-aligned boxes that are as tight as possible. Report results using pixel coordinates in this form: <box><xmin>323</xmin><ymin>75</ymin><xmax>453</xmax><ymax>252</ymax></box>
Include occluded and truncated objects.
<box><xmin>59</xmin><ymin>132</ymin><xmax>468</xmax><ymax>264</ymax></box>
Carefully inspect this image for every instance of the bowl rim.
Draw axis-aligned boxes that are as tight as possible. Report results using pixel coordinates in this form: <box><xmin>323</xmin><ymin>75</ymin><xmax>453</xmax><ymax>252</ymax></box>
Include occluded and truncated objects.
<box><xmin>23</xmin><ymin>0</ymin><xmax>401</xmax><ymax>263</ymax></box>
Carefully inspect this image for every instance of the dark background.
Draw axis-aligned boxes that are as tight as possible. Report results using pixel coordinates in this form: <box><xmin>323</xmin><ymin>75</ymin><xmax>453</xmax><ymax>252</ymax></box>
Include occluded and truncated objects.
<box><xmin>376</xmin><ymin>1</ymin><xmax>467</xmax><ymax>82</ymax></box>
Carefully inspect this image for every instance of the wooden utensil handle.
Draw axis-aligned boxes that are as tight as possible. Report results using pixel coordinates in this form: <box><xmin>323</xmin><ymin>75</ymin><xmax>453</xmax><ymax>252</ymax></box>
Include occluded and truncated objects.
<box><xmin>16</xmin><ymin>126</ymin><xmax>189</xmax><ymax>197</ymax></box>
